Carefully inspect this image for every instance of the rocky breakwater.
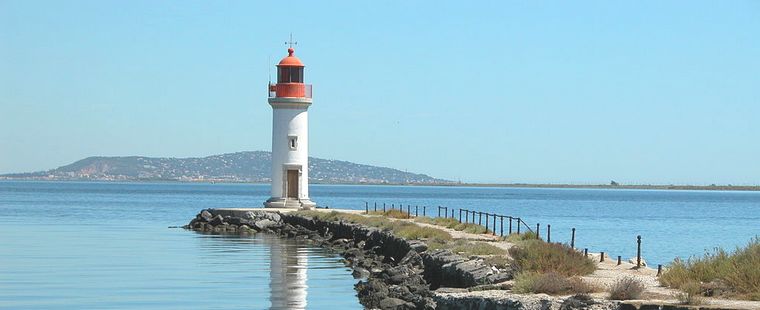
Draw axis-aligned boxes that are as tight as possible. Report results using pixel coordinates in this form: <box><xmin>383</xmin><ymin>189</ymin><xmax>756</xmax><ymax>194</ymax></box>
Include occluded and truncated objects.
<box><xmin>185</xmin><ymin>209</ymin><xmax>514</xmax><ymax>310</ymax></box>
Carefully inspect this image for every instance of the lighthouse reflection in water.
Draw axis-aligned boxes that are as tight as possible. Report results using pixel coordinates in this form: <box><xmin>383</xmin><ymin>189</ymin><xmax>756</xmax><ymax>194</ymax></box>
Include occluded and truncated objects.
<box><xmin>197</xmin><ymin>233</ymin><xmax>360</xmax><ymax>309</ymax></box>
<box><xmin>267</xmin><ymin>235</ymin><xmax>308</xmax><ymax>309</ymax></box>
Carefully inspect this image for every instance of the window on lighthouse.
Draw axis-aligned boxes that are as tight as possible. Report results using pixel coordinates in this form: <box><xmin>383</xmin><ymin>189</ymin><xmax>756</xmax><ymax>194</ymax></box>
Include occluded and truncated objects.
<box><xmin>288</xmin><ymin>136</ymin><xmax>298</xmax><ymax>150</ymax></box>
<box><xmin>277</xmin><ymin>67</ymin><xmax>303</xmax><ymax>83</ymax></box>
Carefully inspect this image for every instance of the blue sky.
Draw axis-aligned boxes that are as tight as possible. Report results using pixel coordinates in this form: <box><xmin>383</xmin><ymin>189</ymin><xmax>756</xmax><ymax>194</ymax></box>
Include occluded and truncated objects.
<box><xmin>1</xmin><ymin>1</ymin><xmax>759</xmax><ymax>184</ymax></box>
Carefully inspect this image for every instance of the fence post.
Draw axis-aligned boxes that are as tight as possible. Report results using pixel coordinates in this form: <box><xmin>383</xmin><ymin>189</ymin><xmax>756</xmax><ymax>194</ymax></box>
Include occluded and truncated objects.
<box><xmin>492</xmin><ymin>214</ymin><xmax>497</xmax><ymax>235</ymax></box>
<box><xmin>407</xmin><ymin>205</ymin><xmax>410</xmax><ymax>218</ymax></box>
<box><xmin>437</xmin><ymin>207</ymin><xmax>441</xmax><ymax>218</ymax></box>
<box><xmin>374</xmin><ymin>202</ymin><xmax>377</xmax><ymax>212</ymax></box>
<box><xmin>657</xmin><ymin>264</ymin><xmax>662</xmax><ymax>276</ymax></box>
<box><xmin>536</xmin><ymin>223</ymin><xmax>540</xmax><ymax>239</ymax></box>
<box><xmin>423</xmin><ymin>206</ymin><xmax>426</xmax><ymax>216</ymax></box>
<box><xmin>478</xmin><ymin>212</ymin><xmax>482</xmax><ymax>225</ymax></box>
<box><xmin>459</xmin><ymin>209</ymin><xmax>462</xmax><ymax>223</ymax></box>
<box><xmin>617</xmin><ymin>256</ymin><xmax>621</xmax><ymax>265</ymax></box>
<box><xmin>383</xmin><ymin>203</ymin><xmax>386</xmax><ymax>213</ymax></box>
<box><xmin>485</xmin><ymin>213</ymin><xmax>489</xmax><ymax>230</ymax></box>
<box><xmin>392</xmin><ymin>203</ymin><xmax>395</xmax><ymax>212</ymax></box>
<box><xmin>600</xmin><ymin>252</ymin><xmax>605</xmax><ymax>262</ymax></box>
<box><xmin>415</xmin><ymin>205</ymin><xmax>418</xmax><ymax>217</ymax></box>
<box><xmin>500</xmin><ymin>216</ymin><xmax>504</xmax><ymax>236</ymax></box>
<box><xmin>584</xmin><ymin>248</ymin><xmax>588</xmax><ymax>257</ymax></box>
<box><xmin>516</xmin><ymin>218</ymin><xmax>521</xmax><ymax>234</ymax></box>
<box><xmin>365</xmin><ymin>202</ymin><xmax>368</xmax><ymax>214</ymax></box>
<box><xmin>637</xmin><ymin>235</ymin><xmax>642</xmax><ymax>268</ymax></box>
<box><xmin>509</xmin><ymin>217</ymin><xmax>513</xmax><ymax>234</ymax></box>
<box><xmin>571</xmin><ymin>228</ymin><xmax>576</xmax><ymax>248</ymax></box>
<box><xmin>465</xmin><ymin>210</ymin><xmax>469</xmax><ymax>223</ymax></box>
<box><xmin>547</xmin><ymin>224</ymin><xmax>551</xmax><ymax>243</ymax></box>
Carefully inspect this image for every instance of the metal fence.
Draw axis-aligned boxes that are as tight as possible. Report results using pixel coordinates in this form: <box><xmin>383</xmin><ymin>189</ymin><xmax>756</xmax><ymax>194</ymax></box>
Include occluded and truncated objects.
<box><xmin>362</xmin><ymin>201</ymin><xmax>653</xmax><ymax>272</ymax></box>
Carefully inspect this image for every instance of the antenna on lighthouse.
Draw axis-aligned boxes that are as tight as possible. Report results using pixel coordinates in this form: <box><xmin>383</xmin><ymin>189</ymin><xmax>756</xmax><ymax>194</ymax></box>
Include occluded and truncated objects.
<box><xmin>285</xmin><ymin>33</ymin><xmax>297</xmax><ymax>48</ymax></box>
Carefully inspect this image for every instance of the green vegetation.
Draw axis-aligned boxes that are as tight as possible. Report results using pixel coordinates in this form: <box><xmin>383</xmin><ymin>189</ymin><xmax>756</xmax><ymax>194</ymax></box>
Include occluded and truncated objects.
<box><xmin>675</xmin><ymin>281</ymin><xmax>704</xmax><ymax>305</ymax></box>
<box><xmin>503</xmin><ymin>231</ymin><xmax>538</xmax><ymax>242</ymax></box>
<box><xmin>608</xmin><ymin>277</ymin><xmax>646</xmax><ymax>300</ymax></box>
<box><xmin>428</xmin><ymin>239</ymin><xmax>506</xmax><ymax>256</ymax></box>
<box><xmin>297</xmin><ymin>211</ymin><xmax>452</xmax><ymax>241</ymax></box>
<box><xmin>509</xmin><ymin>239</ymin><xmax>596</xmax><ymax>277</ymax></box>
<box><xmin>414</xmin><ymin>216</ymin><xmax>490</xmax><ymax>234</ymax></box>
<box><xmin>512</xmin><ymin>272</ymin><xmax>596</xmax><ymax>295</ymax></box>
<box><xmin>483</xmin><ymin>255</ymin><xmax>511</xmax><ymax>269</ymax></box>
<box><xmin>369</xmin><ymin>209</ymin><xmax>409</xmax><ymax>219</ymax></box>
<box><xmin>659</xmin><ymin>237</ymin><xmax>760</xmax><ymax>301</ymax></box>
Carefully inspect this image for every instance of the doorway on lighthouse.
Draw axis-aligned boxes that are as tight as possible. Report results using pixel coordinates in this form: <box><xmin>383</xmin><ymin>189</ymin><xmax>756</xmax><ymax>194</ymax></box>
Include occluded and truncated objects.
<box><xmin>286</xmin><ymin>170</ymin><xmax>299</xmax><ymax>199</ymax></box>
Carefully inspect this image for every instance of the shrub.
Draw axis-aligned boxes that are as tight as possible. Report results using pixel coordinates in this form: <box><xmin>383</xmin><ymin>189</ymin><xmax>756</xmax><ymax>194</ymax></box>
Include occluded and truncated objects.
<box><xmin>393</xmin><ymin>222</ymin><xmax>452</xmax><ymax>241</ymax></box>
<box><xmin>660</xmin><ymin>237</ymin><xmax>760</xmax><ymax>300</ymax></box>
<box><xmin>513</xmin><ymin>272</ymin><xmax>596</xmax><ymax>295</ymax></box>
<box><xmin>675</xmin><ymin>281</ymin><xmax>704</xmax><ymax>305</ymax></box>
<box><xmin>369</xmin><ymin>209</ymin><xmax>409</xmax><ymax>219</ymax></box>
<box><xmin>504</xmin><ymin>231</ymin><xmax>538</xmax><ymax>243</ymax></box>
<box><xmin>483</xmin><ymin>255</ymin><xmax>512</xmax><ymax>269</ymax></box>
<box><xmin>608</xmin><ymin>277</ymin><xmax>646</xmax><ymax>300</ymax></box>
<box><xmin>414</xmin><ymin>216</ymin><xmax>491</xmax><ymax>234</ymax></box>
<box><xmin>509</xmin><ymin>240</ymin><xmax>596</xmax><ymax>276</ymax></box>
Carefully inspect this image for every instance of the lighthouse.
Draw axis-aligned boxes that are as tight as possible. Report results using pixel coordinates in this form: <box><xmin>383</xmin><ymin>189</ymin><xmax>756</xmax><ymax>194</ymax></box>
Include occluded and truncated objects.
<box><xmin>264</xmin><ymin>46</ymin><xmax>316</xmax><ymax>209</ymax></box>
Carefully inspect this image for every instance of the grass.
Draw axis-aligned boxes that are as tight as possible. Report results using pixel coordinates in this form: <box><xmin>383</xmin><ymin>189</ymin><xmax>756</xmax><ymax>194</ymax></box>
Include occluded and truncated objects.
<box><xmin>298</xmin><ymin>210</ymin><xmax>452</xmax><ymax>241</ymax></box>
<box><xmin>513</xmin><ymin>272</ymin><xmax>596</xmax><ymax>295</ymax></box>
<box><xmin>608</xmin><ymin>277</ymin><xmax>646</xmax><ymax>300</ymax></box>
<box><xmin>483</xmin><ymin>255</ymin><xmax>512</xmax><ymax>269</ymax></box>
<box><xmin>427</xmin><ymin>239</ymin><xmax>507</xmax><ymax>256</ymax></box>
<box><xmin>414</xmin><ymin>216</ymin><xmax>491</xmax><ymax>234</ymax></box>
<box><xmin>675</xmin><ymin>281</ymin><xmax>704</xmax><ymax>305</ymax></box>
<box><xmin>369</xmin><ymin>209</ymin><xmax>409</xmax><ymax>219</ymax></box>
<box><xmin>504</xmin><ymin>231</ymin><xmax>538</xmax><ymax>242</ymax></box>
<box><xmin>509</xmin><ymin>239</ymin><xmax>596</xmax><ymax>277</ymax></box>
<box><xmin>659</xmin><ymin>237</ymin><xmax>760</xmax><ymax>301</ymax></box>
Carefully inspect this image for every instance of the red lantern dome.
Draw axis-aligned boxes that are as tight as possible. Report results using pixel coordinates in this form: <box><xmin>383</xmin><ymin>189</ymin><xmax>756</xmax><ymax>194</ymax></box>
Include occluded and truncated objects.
<box><xmin>269</xmin><ymin>48</ymin><xmax>311</xmax><ymax>98</ymax></box>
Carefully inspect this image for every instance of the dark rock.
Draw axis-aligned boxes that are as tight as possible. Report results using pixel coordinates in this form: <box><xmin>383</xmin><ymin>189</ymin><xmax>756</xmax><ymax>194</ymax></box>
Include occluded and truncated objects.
<box><xmin>560</xmin><ymin>294</ymin><xmax>595</xmax><ymax>310</ymax></box>
<box><xmin>209</xmin><ymin>215</ymin><xmax>224</xmax><ymax>226</ymax></box>
<box><xmin>486</xmin><ymin>271</ymin><xmax>513</xmax><ymax>284</ymax></box>
<box><xmin>408</xmin><ymin>240</ymin><xmax>428</xmax><ymax>253</ymax></box>
<box><xmin>378</xmin><ymin>297</ymin><xmax>412</xmax><ymax>310</ymax></box>
<box><xmin>225</xmin><ymin>216</ymin><xmax>242</xmax><ymax>226</ymax></box>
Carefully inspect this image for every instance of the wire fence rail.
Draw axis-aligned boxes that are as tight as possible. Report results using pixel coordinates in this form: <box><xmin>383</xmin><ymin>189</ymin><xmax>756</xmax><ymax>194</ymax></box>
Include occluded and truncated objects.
<box><xmin>362</xmin><ymin>201</ymin><xmax>654</xmax><ymax>273</ymax></box>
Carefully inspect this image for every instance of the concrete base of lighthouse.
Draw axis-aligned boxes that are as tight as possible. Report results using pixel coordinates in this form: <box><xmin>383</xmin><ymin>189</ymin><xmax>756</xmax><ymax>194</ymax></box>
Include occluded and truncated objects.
<box><xmin>264</xmin><ymin>197</ymin><xmax>316</xmax><ymax>210</ymax></box>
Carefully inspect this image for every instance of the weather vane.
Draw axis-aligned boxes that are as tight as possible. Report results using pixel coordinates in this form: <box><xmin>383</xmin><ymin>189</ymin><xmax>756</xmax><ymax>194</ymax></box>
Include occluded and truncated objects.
<box><xmin>285</xmin><ymin>33</ymin><xmax>297</xmax><ymax>48</ymax></box>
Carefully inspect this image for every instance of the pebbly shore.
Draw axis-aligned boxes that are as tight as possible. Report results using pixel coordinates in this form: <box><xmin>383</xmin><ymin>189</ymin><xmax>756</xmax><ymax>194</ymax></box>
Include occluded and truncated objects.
<box><xmin>184</xmin><ymin>208</ymin><xmax>742</xmax><ymax>310</ymax></box>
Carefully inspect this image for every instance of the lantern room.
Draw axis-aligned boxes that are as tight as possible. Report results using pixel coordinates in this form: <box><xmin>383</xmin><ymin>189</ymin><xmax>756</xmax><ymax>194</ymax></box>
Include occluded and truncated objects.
<box><xmin>269</xmin><ymin>48</ymin><xmax>312</xmax><ymax>98</ymax></box>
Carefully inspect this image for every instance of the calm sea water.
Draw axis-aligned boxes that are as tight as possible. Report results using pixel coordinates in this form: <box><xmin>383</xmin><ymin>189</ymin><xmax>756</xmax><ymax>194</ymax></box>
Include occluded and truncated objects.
<box><xmin>1</xmin><ymin>181</ymin><xmax>759</xmax><ymax>309</ymax></box>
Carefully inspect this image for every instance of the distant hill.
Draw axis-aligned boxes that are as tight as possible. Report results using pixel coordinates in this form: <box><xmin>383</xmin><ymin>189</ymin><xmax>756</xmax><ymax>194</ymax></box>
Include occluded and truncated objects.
<box><xmin>0</xmin><ymin>151</ymin><xmax>451</xmax><ymax>184</ymax></box>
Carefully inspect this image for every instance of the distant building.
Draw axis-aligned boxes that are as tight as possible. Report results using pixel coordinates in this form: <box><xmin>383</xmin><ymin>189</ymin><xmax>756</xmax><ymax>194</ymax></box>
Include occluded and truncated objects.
<box><xmin>263</xmin><ymin>46</ymin><xmax>316</xmax><ymax>209</ymax></box>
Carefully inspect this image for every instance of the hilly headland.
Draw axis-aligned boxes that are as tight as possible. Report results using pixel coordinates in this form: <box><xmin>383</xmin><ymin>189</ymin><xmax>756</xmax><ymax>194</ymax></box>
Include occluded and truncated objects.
<box><xmin>0</xmin><ymin>151</ymin><xmax>450</xmax><ymax>184</ymax></box>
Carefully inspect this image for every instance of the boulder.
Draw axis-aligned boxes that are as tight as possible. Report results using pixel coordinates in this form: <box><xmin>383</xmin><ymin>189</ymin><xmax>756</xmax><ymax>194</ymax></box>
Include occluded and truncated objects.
<box><xmin>486</xmin><ymin>271</ymin><xmax>513</xmax><ymax>284</ymax></box>
<box><xmin>379</xmin><ymin>297</ymin><xmax>412</xmax><ymax>310</ymax></box>
<box><xmin>254</xmin><ymin>219</ymin><xmax>277</xmax><ymax>231</ymax></box>
<box><xmin>209</xmin><ymin>215</ymin><xmax>224</xmax><ymax>226</ymax></box>
<box><xmin>200</xmin><ymin>210</ymin><xmax>213</xmax><ymax>222</ymax></box>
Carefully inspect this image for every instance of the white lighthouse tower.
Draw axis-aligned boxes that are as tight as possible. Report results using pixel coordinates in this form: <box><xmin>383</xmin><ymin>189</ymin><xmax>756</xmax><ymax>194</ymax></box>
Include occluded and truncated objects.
<box><xmin>264</xmin><ymin>45</ymin><xmax>316</xmax><ymax>209</ymax></box>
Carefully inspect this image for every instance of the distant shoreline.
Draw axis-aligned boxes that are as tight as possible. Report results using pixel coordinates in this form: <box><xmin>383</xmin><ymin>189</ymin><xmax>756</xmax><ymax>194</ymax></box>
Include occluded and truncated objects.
<box><xmin>2</xmin><ymin>178</ymin><xmax>758</xmax><ymax>191</ymax></box>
